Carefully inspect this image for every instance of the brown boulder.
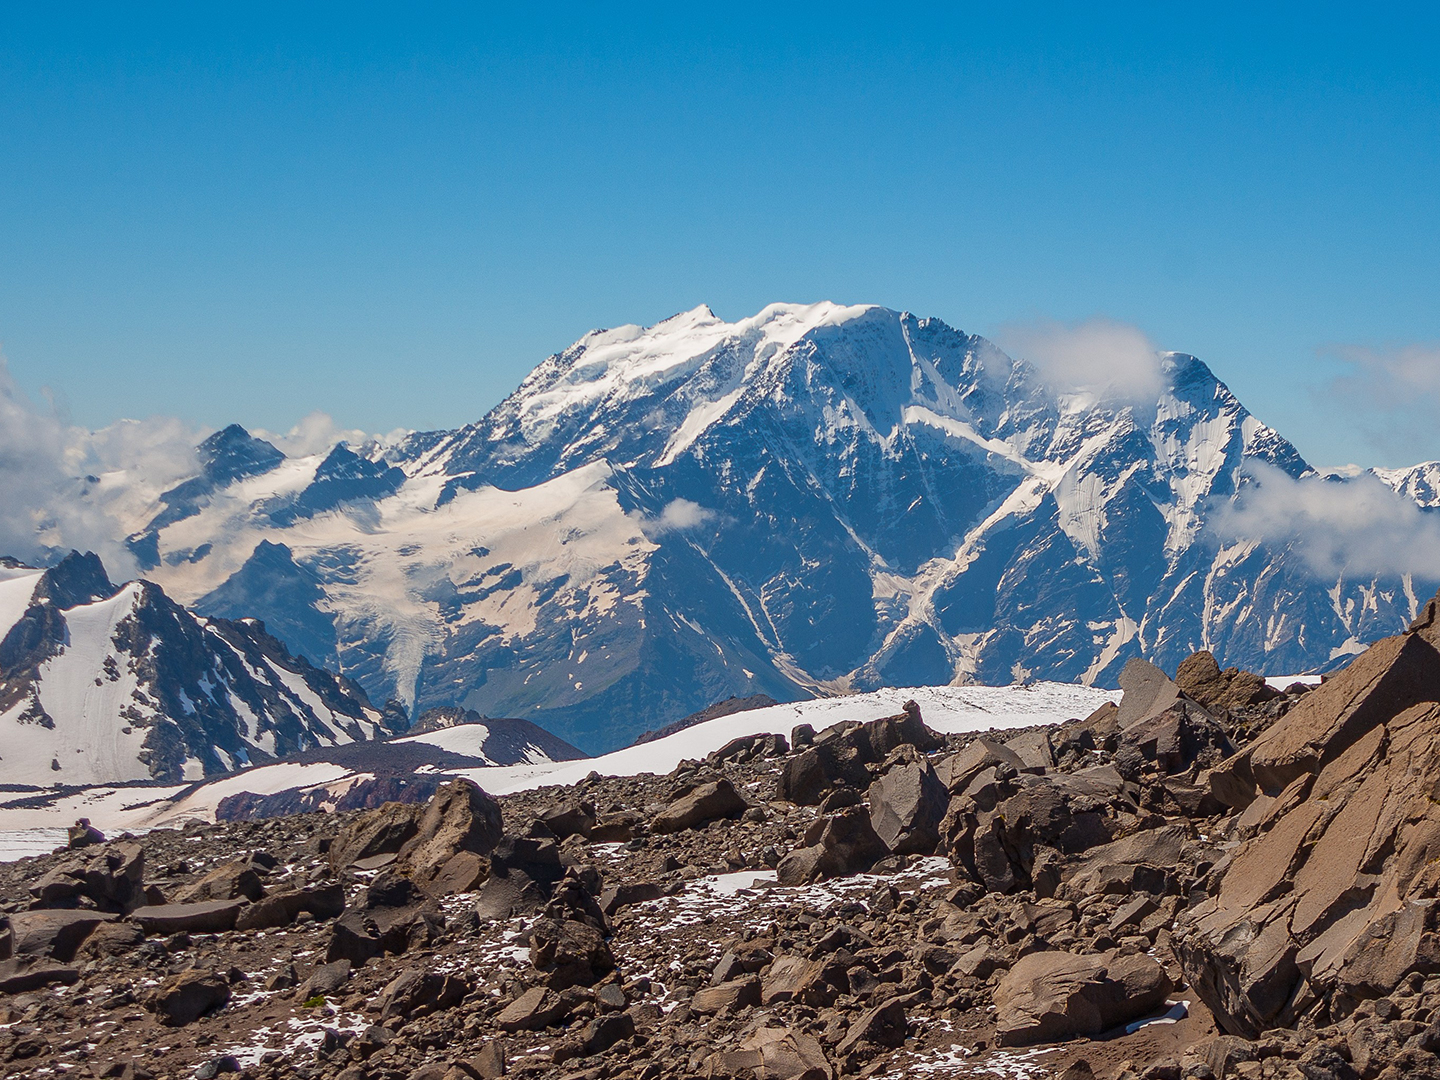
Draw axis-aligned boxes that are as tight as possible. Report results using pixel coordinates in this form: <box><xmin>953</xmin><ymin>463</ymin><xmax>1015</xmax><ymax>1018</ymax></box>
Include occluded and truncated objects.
<box><xmin>776</xmin><ymin>805</ymin><xmax>888</xmax><ymax>885</ymax></box>
<box><xmin>129</xmin><ymin>900</ymin><xmax>246</xmax><ymax>936</ymax></box>
<box><xmin>5</xmin><ymin>909</ymin><xmax>117</xmax><ymax>962</ymax></box>
<box><xmin>835</xmin><ymin>997</ymin><xmax>910</xmax><ymax>1055</ymax></box>
<box><xmin>147</xmin><ymin>969</ymin><xmax>231</xmax><ymax>1026</ymax></box>
<box><xmin>377</xmin><ymin>968</ymin><xmax>471</xmax><ymax>1021</ymax></box>
<box><xmin>994</xmin><ymin>950</ymin><xmax>1172</xmax><ymax>1046</ymax></box>
<box><xmin>538</xmin><ymin>799</ymin><xmax>596</xmax><ymax>839</ymax></box>
<box><xmin>328</xmin><ymin>801</ymin><xmax>424</xmax><ymax>873</ymax></box>
<box><xmin>866</xmin><ymin>755</ymin><xmax>947</xmax><ymax>855</ymax></box>
<box><xmin>0</xmin><ymin>958</ymin><xmax>79</xmax><ymax>993</ymax></box>
<box><xmin>691</xmin><ymin>975</ymin><xmax>760</xmax><ymax>1014</ymax></box>
<box><xmin>28</xmin><ymin>840</ymin><xmax>145</xmax><ymax>912</ymax></box>
<box><xmin>1176</xmin><ymin>650</ymin><xmax>1280</xmax><ymax>711</ymax></box>
<box><xmin>935</xmin><ymin>739</ymin><xmax>1024</xmax><ymax>793</ymax></box>
<box><xmin>1119</xmin><ymin>699</ymin><xmax>1233</xmax><ymax>774</ymax></box>
<box><xmin>705</xmin><ymin>1026</ymin><xmax>832</xmax><ymax>1080</ymax></box>
<box><xmin>1003</xmin><ymin>728</ymin><xmax>1055</xmax><ymax>772</ymax></box>
<box><xmin>172</xmin><ymin>860</ymin><xmax>265</xmax><ymax>904</ymax></box>
<box><xmin>760</xmin><ymin>956</ymin><xmax>839</xmax><ymax>1006</ymax></box>
<box><xmin>395</xmin><ymin>779</ymin><xmax>504</xmax><ymax>889</ymax></box>
<box><xmin>497</xmin><ymin>985</ymin><xmax>571</xmax><ymax>1031</ymax></box>
<box><xmin>234</xmin><ymin>883</ymin><xmax>344</xmax><ymax>931</ymax></box>
<box><xmin>777</xmin><ymin>702</ymin><xmax>942</xmax><ymax>805</ymax></box>
<box><xmin>650</xmin><ymin>778</ymin><xmax>748</xmax><ymax>833</ymax></box>
<box><xmin>1115</xmin><ymin>657</ymin><xmax>1182</xmax><ymax>729</ymax></box>
<box><xmin>475</xmin><ymin>837</ymin><xmax>565</xmax><ymax>920</ymax></box>
<box><xmin>528</xmin><ymin>917</ymin><xmax>614</xmax><ymax>989</ymax></box>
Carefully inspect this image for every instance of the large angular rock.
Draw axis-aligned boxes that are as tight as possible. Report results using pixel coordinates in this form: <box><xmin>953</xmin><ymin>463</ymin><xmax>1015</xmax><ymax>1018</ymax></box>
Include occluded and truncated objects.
<box><xmin>1175</xmin><ymin>650</ymin><xmax>1280</xmax><ymax>711</ymax></box>
<box><xmin>528</xmin><ymin>916</ymin><xmax>614</xmax><ymax>989</ymax></box>
<box><xmin>835</xmin><ymin>997</ymin><xmax>910</xmax><ymax>1055</ymax></box>
<box><xmin>935</xmin><ymin>739</ymin><xmax>1024</xmax><ymax>793</ymax></box>
<box><xmin>1246</xmin><ymin>631</ymin><xmax>1440</xmax><ymax>795</ymax></box>
<box><xmin>377</xmin><ymin>968</ymin><xmax>471</xmax><ymax>1021</ymax></box>
<box><xmin>1004</xmin><ymin>729</ymin><xmax>1055</xmax><ymax>773</ymax></box>
<box><xmin>172</xmin><ymin>860</ymin><xmax>265</xmax><ymax>904</ymax></box>
<box><xmin>650</xmin><ymin>778</ymin><xmax>747</xmax><ymax>833</ymax></box>
<box><xmin>704</xmin><ymin>1026</ymin><xmax>832</xmax><ymax>1080</ymax></box>
<box><xmin>0</xmin><ymin>958</ymin><xmax>79</xmax><ymax>994</ymax></box>
<box><xmin>761</xmin><ymin>956</ymin><xmax>840</xmax><ymax>1007</ymax></box>
<box><xmin>690</xmin><ymin>976</ymin><xmax>760</xmax><ymax>1014</ymax></box>
<box><xmin>28</xmin><ymin>841</ymin><xmax>145</xmax><ymax>912</ymax></box>
<box><xmin>328</xmin><ymin>801</ymin><xmax>424</xmax><ymax>873</ymax></box>
<box><xmin>867</xmin><ymin>755</ymin><xmax>947</xmax><ymax>855</ymax></box>
<box><xmin>475</xmin><ymin>837</ymin><xmax>565</xmax><ymax>920</ymax></box>
<box><xmin>325</xmin><ymin>872</ymin><xmax>444</xmax><ymax>966</ymax></box>
<box><xmin>497</xmin><ymin>985</ymin><xmax>572</xmax><ymax>1031</ymax></box>
<box><xmin>1115</xmin><ymin>657</ymin><xmax>1182</xmax><ymax>730</ymax></box>
<box><xmin>949</xmin><ymin>769</ymin><xmax>1137</xmax><ymax>893</ymax></box>
<box><xmin>129</xmin><ymin>900</ymin><xmax>247</xmax><ymax>936</ymax></box>
<box><xmin>776</xmin><ymin>805</ymin><xmax>888</xmax><ymax>885</ymax></box>
<box><xmin>538</xmin><ymin>799</ymin><xmax>596</xmax><ymax>840</ymax></box>
<box><xmin>1119</xmin><ymin>699</ymin><xmax>1233</xmax><ymax>774</ymax></box>
<box><xmin>777</xmin><ymin>701</ymin><xmax>943</xmax><ymax>805</ymax></box>
<box><xmin>4</xmin><ymin>909</ymin><xmax>118</xmax><ymax>963</ymax></box>
<box><xmin>994</xmin><ymin>950</ymin><xmax>1172</xmax><ymax>1046</ymax></box>
<box><xmin>147</xmin><ymin>969</ymin><xmax>232</xmax><ymax>1026</ymax></box>
<box><xmin>234</xmin><ymin>883</ymin><xmax>344</xmax><ymax>931</ymax></box>
<box><xmin>1176</xmin><ymin>624</ymin><xmax>1440</xmax><ymax>1037</ymax></box>
<box><xmin>395</xmin><ymin>779</ymin><xmax>504</xmax><ymax>890</ymax></box>
<box><xmin>296</xmin><ymin>958</ymin><xmax>352</xmax><ymax>1000</ymax></box>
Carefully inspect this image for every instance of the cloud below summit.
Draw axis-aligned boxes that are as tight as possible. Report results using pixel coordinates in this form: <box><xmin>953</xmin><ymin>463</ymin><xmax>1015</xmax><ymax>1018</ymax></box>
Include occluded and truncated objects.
<box><xmin>1211</xmin><ymin>461</ymin><xmax>1440</xmax><ymax>581</ymax></box>
<box><xmin>0</xmin><ymin>357</ymin><xmax>202</xmax><ymax>575</ymax></box>
<box><xmin>995</xmin><ymin>317</ymin><xmax>1165</xmax><ymax>403</ymax></box>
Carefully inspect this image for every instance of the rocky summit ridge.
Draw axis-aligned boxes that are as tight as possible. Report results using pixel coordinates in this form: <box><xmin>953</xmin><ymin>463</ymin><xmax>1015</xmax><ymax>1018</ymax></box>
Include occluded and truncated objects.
<box><xmin>84</xmin><ymin>302</ymin><xmax>1437</xmax><ymax>752</ymax></box>
<box><xmin>6</xmin><ymin>596</ymin><xmax>1440</xmax><ymax>1079</ymax></box>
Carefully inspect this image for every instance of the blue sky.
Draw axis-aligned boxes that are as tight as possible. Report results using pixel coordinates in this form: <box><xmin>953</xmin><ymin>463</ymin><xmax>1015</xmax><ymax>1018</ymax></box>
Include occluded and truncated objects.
<box><xmin>1</xmin><ymin>4</ymin><xmax>1437</xmax><ymax>467</ymax></box>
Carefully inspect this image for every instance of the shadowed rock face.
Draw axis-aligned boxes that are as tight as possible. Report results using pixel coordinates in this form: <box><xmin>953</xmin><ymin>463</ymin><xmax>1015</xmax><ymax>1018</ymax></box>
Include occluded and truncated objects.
<box><xmin>1176</xmin><ymin>609</ymin><xmax>1440</xmax><ymax>1038</ymax></box>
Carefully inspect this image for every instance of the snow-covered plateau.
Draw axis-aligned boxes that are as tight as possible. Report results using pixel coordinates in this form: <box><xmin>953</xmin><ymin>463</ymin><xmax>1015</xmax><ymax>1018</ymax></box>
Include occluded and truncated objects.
<box><xmin>0</xmin><ymin>681</ymin><xmax>1116</xmax><ymax>859</ymax></box>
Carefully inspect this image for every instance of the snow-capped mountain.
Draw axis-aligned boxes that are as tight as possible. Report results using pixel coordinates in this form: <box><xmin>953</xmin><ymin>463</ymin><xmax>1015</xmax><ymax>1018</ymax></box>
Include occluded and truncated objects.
<box><xmin>92</xmin><ymin>303</ymin><xmax>1438</xmax><ymax>752</ymax></box>
<box><xmin>0</xmin><ymin>551</ymin><xmax>400</xmax><ymax>786</ymax></box>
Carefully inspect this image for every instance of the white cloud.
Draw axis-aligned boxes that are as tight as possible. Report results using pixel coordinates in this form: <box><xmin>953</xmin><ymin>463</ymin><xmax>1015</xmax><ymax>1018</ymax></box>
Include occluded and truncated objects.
<box><xmin>0</xmin><ymin>357</ymin><xmax>202</xmax><ymax>577</ymax></box>
<box><xmin>1325</xmin><ymin>342</ymin><xmax>1440</xmax><ymax>456</ymax></box>
<box><xmin>996</xmin><ymin>317</ymin><xmax>1164</xmax><ymax>403</ymax></box>
<box><xmin>1210</xmin><ymin>460</ymin><xmax>1440</xmax><ymax>579</ymax></box>
<box><xmin>631</xmin><ymin>498</ymin><xmax>717</xmax><ymax>539</ymax></box>
<box><xmin>255</xmin><ymin>411</ymin><xmax>401</xmax><ymax>458</ymax></box>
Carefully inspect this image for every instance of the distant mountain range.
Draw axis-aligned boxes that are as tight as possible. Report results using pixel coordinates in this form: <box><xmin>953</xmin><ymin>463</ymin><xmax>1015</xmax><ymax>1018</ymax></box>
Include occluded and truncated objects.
<box><xmin>23</xmin><ymin>302</ymin><xmax>1440</xmax><ymax>754</ymax></box>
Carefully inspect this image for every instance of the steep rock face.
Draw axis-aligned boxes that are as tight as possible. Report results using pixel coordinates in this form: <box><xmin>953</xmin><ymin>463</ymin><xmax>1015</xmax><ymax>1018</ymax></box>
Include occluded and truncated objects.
<box><xmin>111</xmin><ymin>304</ymin><xmax>1439</xmax><ymax>751</ymax></box>
<box><xmin>0</xmin><ymin>552</ymin><xmax>393</xmax><ymax>786</ymax></box>
<box><xmin>1176</xmin><ymin>608</ymin><xmax>1440</xmax><ymax>1037</ymax></box>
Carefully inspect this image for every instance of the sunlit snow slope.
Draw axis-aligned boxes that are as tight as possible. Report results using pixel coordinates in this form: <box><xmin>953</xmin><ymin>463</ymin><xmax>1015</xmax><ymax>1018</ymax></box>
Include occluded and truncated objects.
<box><xmin>0</xmin><ymin>681</ymin><xmax>1115</xmax><ymax>842</ymax></box>
<box><xmin>0</xmin><ymin>552</ymin><xmax>392</xmax><ymax>786</ymax></box>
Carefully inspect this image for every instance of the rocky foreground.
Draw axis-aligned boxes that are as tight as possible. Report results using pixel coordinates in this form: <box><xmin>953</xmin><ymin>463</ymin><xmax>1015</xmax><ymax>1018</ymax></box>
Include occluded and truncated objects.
<box><xmin>6</xmin><ymin>617</ymin><xmax>1440</xmax><ymax>1080</ymax></box>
